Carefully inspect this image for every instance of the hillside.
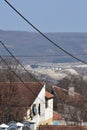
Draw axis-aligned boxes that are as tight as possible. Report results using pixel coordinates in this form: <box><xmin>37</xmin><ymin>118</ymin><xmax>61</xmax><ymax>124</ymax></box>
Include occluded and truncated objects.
<box><xmin>0</xmin><ymin>30</ymin><xmax>87</xmax><ymax>64</ymax></box>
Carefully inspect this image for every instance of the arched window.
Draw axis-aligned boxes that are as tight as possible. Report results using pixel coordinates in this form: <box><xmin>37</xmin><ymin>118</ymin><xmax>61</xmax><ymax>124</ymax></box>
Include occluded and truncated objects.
<box><xmin>32</xmin><ymin>104</ymin><xmax>37</xmax><ymax>115</ymax></box>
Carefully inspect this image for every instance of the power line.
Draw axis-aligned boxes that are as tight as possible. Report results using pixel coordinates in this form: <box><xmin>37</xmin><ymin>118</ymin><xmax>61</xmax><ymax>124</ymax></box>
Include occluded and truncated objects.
<box><xmin>3</xmin><ymin>0</ymin><xmax>87</xmax><ymax>65</ymax></box>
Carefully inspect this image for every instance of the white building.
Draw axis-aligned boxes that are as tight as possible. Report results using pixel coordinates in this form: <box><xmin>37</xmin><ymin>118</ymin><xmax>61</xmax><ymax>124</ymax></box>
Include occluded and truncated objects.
<box><xmin>25</xmin><ymin>82</ymin><xmax>54</xmax><ymax>126</ymax></box>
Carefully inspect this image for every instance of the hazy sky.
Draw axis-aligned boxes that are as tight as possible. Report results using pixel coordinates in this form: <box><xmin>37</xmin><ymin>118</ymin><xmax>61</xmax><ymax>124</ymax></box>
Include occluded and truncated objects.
<box><xmin>0</xmin><ymin>0</ymin><xmax>87</xmax><ymax>32</ymax></box>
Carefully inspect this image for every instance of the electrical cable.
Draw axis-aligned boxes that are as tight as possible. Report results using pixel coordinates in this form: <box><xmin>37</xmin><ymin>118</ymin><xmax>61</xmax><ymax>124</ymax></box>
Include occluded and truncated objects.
<box><xmin>3</xmin><ymin>0</ymin><xmax>87</xmax><ymax>65</ymax></box>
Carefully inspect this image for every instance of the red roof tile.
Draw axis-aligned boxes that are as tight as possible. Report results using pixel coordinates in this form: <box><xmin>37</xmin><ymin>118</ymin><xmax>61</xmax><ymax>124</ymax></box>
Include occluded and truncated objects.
<box><xmin>45</xmin><ymin>91</ymin><xmax>54</xmax><ymax>99</ymax></box>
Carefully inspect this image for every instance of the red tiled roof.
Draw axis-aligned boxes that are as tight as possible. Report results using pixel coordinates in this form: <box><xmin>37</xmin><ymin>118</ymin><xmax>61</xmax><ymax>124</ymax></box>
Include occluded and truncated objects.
<box><xmin>53</xmin><ymin>111</ymin><xmax>63</xmax><ymax>120</ymax></box>
<box><xmin>39</xmin><ymin>125</ymin><xmax>87</xmax><ymax>130</ymax></box>
<box><xmin>53</xmin><ymin>86</ymin><xmax>68</xmax><ymax>95</ymax></box>
<box><xmin>0</xmin><ymin>82</ymin><xmax>44</xmax><ymax>106</ymax></box>
<box><xmin>52</xmin><ymin>86</ymin><xmax>86</xmax><ymax>104</ymax></box>
<box><xmin>45</xmin><ymin>91</ymin><xmax>54</xmax><ymax>99</ymax></box>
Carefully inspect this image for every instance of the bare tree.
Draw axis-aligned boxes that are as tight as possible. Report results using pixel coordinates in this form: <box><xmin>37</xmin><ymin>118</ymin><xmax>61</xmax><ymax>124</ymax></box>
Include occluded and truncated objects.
<box><xmin>52</xmin><ymin>75</ymin><xmax>87</xmax><ymax>125</ymax></box>
<box><xmin>0</xmin><ymin>57</ymin><xmax>27</xmax><ymax>123</ymax></box>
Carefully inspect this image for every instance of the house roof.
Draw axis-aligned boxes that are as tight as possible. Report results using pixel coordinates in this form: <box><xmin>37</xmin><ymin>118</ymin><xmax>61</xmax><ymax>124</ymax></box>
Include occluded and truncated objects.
<box><xmin>52</xmin><ymin>86</ymin><xmax>87</xmax><ymax>105</ymax></box>
<box><xmin>53</xmin><ymin>111</ymin><xmax>63</xmax><ymax>120</ymax></box>
<box><xmin>0</xmin><ymin>82</ymin><xmax>44</xmax><ymax>106</ymax></box>
<box><xmin>39</xmin><ymin>125</ymin><xmax>87</xmax><ymax>130</ymax></box>
<box><xmin>45</xmin><ymin>91</ymin><xmax>54</xmax><ymax>99</ymax></box>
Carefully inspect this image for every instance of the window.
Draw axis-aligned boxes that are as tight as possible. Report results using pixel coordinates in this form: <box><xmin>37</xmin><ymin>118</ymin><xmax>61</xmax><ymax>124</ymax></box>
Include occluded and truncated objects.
<box><xmin>32</xmin><ymin>104</ymin><xmax>37</xmax><ymax>115</ymax></box>
<box><xmin>38</xmin><ymin>103</ymin><xmax>41</xmax><ymax>115</ymax></box>
<box><xmin>45</xmin><ymin>98</ymin><xmax>48</xmax><ymax>108</ymax></box>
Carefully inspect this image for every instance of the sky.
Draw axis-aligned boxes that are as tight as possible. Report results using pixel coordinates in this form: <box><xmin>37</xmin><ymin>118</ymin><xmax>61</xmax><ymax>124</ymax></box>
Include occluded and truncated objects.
<box><xmin>0</xmin><ymin>0</ymin><xmax>87</xmax><ymax>32</ymax></box>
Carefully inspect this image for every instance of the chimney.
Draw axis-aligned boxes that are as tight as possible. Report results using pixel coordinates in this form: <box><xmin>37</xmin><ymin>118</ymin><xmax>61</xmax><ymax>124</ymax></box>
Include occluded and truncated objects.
<box><xmin>68</xmin><ymin>87</ymin><xmax>75</xmax><ymax>96</ymax></box>
<box><xmin>68</xmin><ymin>80</ymin><xmax>75</xmax><ymax>96</ymax></box>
